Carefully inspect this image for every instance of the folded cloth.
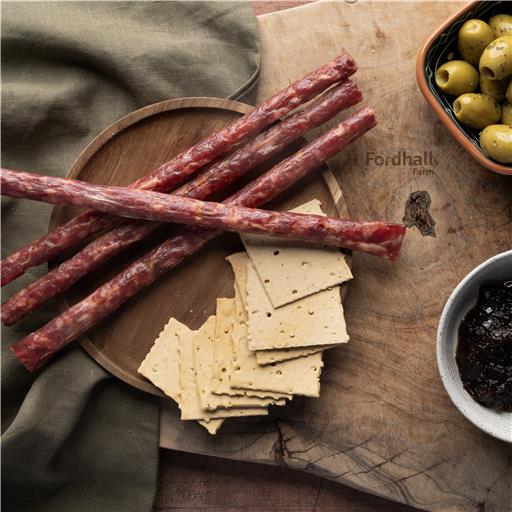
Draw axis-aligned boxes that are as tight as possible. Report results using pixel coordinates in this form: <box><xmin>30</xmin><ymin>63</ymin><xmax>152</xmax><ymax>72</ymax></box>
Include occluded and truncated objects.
<box><xmin>1</xmin><ymin>2</ymin><xmax>260</xmax><ymax>511</ymax></box>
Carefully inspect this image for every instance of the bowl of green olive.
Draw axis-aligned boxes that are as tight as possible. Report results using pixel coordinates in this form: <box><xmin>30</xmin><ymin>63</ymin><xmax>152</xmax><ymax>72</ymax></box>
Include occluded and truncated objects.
<box><xmin>417</xmin><ymin>1</ymin><xmax>512</xmax><ymax>175</ymax></box>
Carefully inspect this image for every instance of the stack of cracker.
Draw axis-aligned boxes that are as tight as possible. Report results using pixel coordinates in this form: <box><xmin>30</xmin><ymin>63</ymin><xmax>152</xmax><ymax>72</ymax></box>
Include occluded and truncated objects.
<box><xmin>138</xmin><ymin>200</ymin><xmax>352</xmax><ymax>434</ymax></box>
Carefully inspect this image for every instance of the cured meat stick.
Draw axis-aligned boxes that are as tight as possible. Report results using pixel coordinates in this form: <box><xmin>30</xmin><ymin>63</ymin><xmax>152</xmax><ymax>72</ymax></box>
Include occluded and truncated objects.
<box><xmin>1</xmin><ymin>166</ymin><xmax>405</xmax><ymax>254</ymax></box>
<box><xmin>11</xmin><ymin>107</ymin><xmax>380</xmax><ymax>372</ymax></box>
<box><xmin>1</xmin><ymin>81</ymin><xmax>362</xmax><ymax>326</ymax></box>
<box><xmin>0</xmin><ymin>54</ymin><xmax>357</xmax><ymax>286</ymax></box>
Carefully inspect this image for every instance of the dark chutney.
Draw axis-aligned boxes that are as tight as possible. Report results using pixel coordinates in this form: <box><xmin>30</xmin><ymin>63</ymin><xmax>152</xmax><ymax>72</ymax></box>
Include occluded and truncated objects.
<box><xmin>456</xmin><ymin>280</ymin><xmax>512</xmax><ymax>412</ymax></box>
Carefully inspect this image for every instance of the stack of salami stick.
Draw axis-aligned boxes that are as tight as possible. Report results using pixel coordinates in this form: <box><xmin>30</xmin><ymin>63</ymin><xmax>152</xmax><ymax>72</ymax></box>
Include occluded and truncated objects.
<box><xmin>0</xmin><ymin>54</ymin><xmax>406</xmax><ymax>375</ymax></box>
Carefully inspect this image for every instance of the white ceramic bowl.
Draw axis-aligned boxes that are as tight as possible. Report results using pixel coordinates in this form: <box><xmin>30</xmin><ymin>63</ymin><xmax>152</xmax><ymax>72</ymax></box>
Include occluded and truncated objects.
<box><xmin>437</xmin><ymin>250</ymin><xmax>512</xmax><ymax>443</ymax></box>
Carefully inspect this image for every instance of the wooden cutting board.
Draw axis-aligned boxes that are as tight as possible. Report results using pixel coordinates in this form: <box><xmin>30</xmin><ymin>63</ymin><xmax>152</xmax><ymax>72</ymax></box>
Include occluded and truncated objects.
<box><xmin>51</xmin><ymin>97</ymin><xmax>348</xmax><ymax>394</ymax></box>
<box><xmin>160</xmin><ymin>2</ymin><xmax>512</xmax><ymax>511</ymax></box>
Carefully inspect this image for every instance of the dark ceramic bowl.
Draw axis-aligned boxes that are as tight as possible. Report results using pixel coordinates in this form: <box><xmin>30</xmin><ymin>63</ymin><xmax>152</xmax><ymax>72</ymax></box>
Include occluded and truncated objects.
<box><xmin>417</xmin><ymin>1</ymin><xmax>512</xmax><ymax>176</ymax></box>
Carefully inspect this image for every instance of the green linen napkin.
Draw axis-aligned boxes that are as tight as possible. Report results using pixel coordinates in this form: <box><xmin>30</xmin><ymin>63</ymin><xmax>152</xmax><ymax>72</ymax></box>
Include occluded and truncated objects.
<box><xmin>1</xmin><ymin>2</ymin><xmax>260</xmax><ymax>511</ymax></box>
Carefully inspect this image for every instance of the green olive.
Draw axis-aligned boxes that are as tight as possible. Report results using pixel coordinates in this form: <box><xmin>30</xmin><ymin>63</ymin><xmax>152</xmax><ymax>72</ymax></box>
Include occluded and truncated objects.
<box><xmin>507</xmin><ymin>81</ymin><xmax>512</xmax><ymax>102</ymax></box>
<box><xmin>480</xmin><ymin>124</ymin><xmax>512</xmax><ymax>163</ymax></box>
<box><xmin>502</xmin><ymin>102</ymin><xmax>512</xmax><ymax>125</ymax></box>
<box><xmin>480</xmin><ymin>75</ymin><xmax>510</xmax><ymax>102</ymax></box>
<box><xmin>479</xmin><ymin>36</ymin><xmax>512</xmax><ymax>80</ymax></box>
<box><xmin>489</xmin><ymin>14</ymin><xmax>512</xmax><ymax>37</ymax></box>
<box><xmin>458</xmin><ymin>19</ymin><xmax>495</xmax><ymax>65</ymax></box>
<box><xmin>435</xmin><ymin>60</ymin><xmax>479</xmax><ymax>96</ymax></box>
<box><xmin>453</xmin><ymin>93</ymin><xmax>502</xmax><ymax>129</ymax></box>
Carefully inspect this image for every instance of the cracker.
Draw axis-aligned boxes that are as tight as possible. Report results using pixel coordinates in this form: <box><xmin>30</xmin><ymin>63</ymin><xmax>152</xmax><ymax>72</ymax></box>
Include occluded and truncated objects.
<box><xmin>177</xmin><ymin>318</ymin><xmax>268</xmax><ymax>420</ymax></box>
<box><xmin>210</xmin><ymin>297</ymin><xmax>237</xmax><ymax>396</ymax></box>
<box><xmin>226</xmin><ymin>252</ymin><xmax>250</xmax><ymax>309</ymax></box>
<box><xmin>138</xmin><ymin>318</ymin><xmax>223</xmax><ymax>433</ymax></box>
<box><xmin>200</xmin><ymin>419</ymin><xmax>224</xmax><ymax>435</ymax></box>
<box><xmin>211</xmin><ymin>297</ymin><xmax>290</xmax><ymax>400</ymax></box>
<box><xmin>246</xmin><ymin>262</ymin><xmax>349</xmax><ymax>350</ymax></box>
<box><xmin>227</xmin><ymin>252</ymin><xmax>323</xmax><ymax>363</ymax></box>
<box><xmin>196</xmin><ymin>300</ymin><xmax>285</xmax><ymax>410</ymax></box>
<box><xmin>138</xmin><ymin>317</ymin><xmax>188</xmax><ymax>402</ymax></box>
<box><xmin>242</xmin><ymin>199</ymin><xmax>352</xmax><ymax>308</ymax></box>
<box><xmin>255</xmin><ymin>344</ymin><xmax>330</xmax><ymax>365</ymax></box>
<box><xmin>230</xmin><ymin>282</ymin><xmax>323</xmax><ymax>397</ymax></box>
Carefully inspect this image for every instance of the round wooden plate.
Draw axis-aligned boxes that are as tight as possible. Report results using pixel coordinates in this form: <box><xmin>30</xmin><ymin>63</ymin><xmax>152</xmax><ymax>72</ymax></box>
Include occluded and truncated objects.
<box><xmin>50</xmin><ymin>97</ymin><xmax>349</xmax><ymax>396</ymax></box>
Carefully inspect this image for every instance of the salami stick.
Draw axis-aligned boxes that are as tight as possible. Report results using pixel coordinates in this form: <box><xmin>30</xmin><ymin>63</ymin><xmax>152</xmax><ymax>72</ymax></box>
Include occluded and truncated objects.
<box><xmin>0</xmin><ymin>54</ymin><xmax>357</xmax><ymax>286</ymax></box>
<box><xmin>1</xmin><ymin>81</ymin><xmax>362</xmax><ymax>326</ymax></box>
<box><xmin>11</xmin><ymin>107</ymin><xmax>380</xmax><ymax>372</ymax></box>
<box><xmin>2</xmin><ymin>166</ymin><xmax>405</xmax><ymax>254</ymax></box>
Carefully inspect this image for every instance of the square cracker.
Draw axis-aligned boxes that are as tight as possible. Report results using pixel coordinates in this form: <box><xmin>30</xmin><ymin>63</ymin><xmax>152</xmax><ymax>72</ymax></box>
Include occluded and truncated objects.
<box><xmin>255</xmin><ymin>345</ymin><xmax>329</xmax><ymax>365</ymax></box>
<box><xmin>230</xmin><ymin>282</ymin><xmax>323</xmax><ymax>397</ymax></box>
<box><xmin>241</xmin><ymin>199</ymin><xmax>352</xmax><ymax>308</ymax></box>
<box><xmin>246</xmin><ymin>262</ymin><xmax>349</xmax><ymax>351</ymax></box>
<box><xmin>137</xmin><ymin>318</ymin><xmax>223</xmax><ymax>434</ymax></box>
<box><xmin>178</xmin><ymin>318</ymin><xmax>268</xmax><ymax>421</ymax></box>
<box><xmin>196</xmin><ymin>300</ymin><xmax>285</xmax><ymax>410</ymax></box>
<box><xmin>227</xmin><ymin>252</ymin><xmax>324</xmax><ymax>364</ymax></box>
<box><xmin>211</xmin><ymin>297</ymin><xmax>290</xmax><ymax>400</ymax></box>
<box><xmin>138</xmin><ymin>317</ymin><xmax>188</xmax><ymax>402</ymax></box>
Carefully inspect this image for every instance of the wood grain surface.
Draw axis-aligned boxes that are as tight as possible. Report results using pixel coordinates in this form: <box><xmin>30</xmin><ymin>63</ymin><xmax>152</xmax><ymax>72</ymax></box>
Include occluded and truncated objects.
<box><xmin>155</xmin><ymin>450</ymin><xmax>415</xmax><ymax>512</ymax></box>
<box><xmin>158</xmin><ymin>2</ymin><xmax>512</xmax><ymax>512</ymax></box>
<box><xmin>51</xmin><ymin>97</ymin><xmax>346</xmax><ymax>395</ymax></box>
